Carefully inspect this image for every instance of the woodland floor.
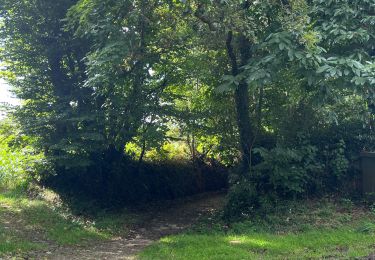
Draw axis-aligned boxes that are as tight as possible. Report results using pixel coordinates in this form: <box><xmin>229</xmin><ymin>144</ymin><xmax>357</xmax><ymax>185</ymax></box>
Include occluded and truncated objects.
<box><xmin>2</xmin><ymin>192</ymin><xmax>225</xmax><ymax>260</ymax></box>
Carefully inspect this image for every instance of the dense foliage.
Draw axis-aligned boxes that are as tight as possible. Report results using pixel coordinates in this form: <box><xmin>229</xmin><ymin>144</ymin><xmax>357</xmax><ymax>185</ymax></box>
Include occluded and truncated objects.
<box><xmin>0</xmin><ymin>119</ymin><xmax>43</xmax><ymax>189</ymax></box>
<box><xmin>0</xmin><ymin>0</ymin><xmax>374</xmax><ymax>217</ymax></box>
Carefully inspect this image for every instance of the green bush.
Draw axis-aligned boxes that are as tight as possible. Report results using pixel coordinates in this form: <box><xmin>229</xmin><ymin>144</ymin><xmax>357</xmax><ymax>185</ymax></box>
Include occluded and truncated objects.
<box><xmin>223</xmin><ymin>174</ymin><xmax>284</xmax><ymax>221</ymax></box>
<box><xmin>253</xmin><ymin>144</ymin><xmax>323</xmax><ymax>197</ymax></box>
<box><xmin>0</xmin><ymin>142</ymin><xmax>43</xmax><ymax>190</ymax></box>
<box><xmin>224</xmin><ymin>135</ymin><xmax>359</xmax><ymax>220</ymax></box>
<box><xmin>0</xmin><ymin>119</ymin><xmax>44</xmax><ymax>190</ymax></box>
<box><xmin>0</xmin><ymin>145</ymin><xmax>26</xmax><ymax>188</ymax></box>
<box><xmin>223</xmin><ymin>180</ymin><xmax>260</xmax><ymax>220</ymax></box>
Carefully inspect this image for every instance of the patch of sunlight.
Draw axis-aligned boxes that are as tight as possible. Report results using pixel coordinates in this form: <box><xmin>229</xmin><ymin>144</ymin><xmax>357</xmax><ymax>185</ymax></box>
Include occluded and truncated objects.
<box><xmin>229</xmin><ymin>240</ymin><xmax>243</xmax><ymax>245</ymax></box>
<box><xmin>226</xmin><ymin>236</ymin><xmax>272</xmax><ymax>247</ymax></box>
<box><xmin>160</xmin><ymin>237</ymin><xmax>174</xmax><ymax>243</ymax></box>
<box><xmin>40</xmin><ymin>189</ymin><xmax>61</xmax><ymax>203</ymax></box>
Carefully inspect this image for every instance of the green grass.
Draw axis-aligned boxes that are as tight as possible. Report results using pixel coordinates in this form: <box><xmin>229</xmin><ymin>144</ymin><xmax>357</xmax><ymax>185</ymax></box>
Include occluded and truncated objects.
<box><xmin>140</xmin><ymin>198</ymin><xmax>375</xmax><ymax>259</ymax></box>
<box><xmin>0</xmin><ymin>226</ymin><xmax>40</xmax><ymax>256</ymax></box>
<box><xmin>0</xmin><ymin>187</ymin><xmax>145</xmax><ymax>257</ymax></box>
<box><xmin>3</xmin><ymin>187</ymin><xmax>375</xmax><ymax>259</ymax></box>
<box><xmin>0</xmin><ymin>189</ymin><xmax>111</xmax><ymax>256</ymax></box>
<box><xmin>141</xmin><ymin>228</ymin><xmax>375</xmax><ymax>259</ymax></box>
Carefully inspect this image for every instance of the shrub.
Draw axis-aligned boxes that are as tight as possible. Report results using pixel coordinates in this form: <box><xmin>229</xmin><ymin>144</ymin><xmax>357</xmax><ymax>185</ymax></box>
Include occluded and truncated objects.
<box><xmin>0</xmin><ymin>119</ymin><xmax>44</xmax><ymax>190</ymax></box>
<box><xmin>253</xmin><ymin>144</ymin><xmax>323</xmax><ymax>197</ymax></box>
<box><xmin>223</xmin><ymin>137</ymin><xmax>358</xmax><ymax>220</ymax></box>
<box><xmin>0</xmin><ymin>146</ymin><xmax>42</xmax><ymax>188</ymax></box>
<box><xmin>0</xmin><ymin>142</ymin><xmax>43</xmax><ymax>190</ymax></box>
<box><xmin>223</xmin><ymin>179</ymin><xmax>259</xmax><ymax>220</ymax></box>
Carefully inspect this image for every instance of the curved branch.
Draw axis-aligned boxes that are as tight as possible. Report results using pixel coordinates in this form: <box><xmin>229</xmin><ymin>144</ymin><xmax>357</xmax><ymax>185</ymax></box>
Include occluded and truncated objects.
<box><xmin>194</xmin><ymin>3</ymin><xmax>217</xmax><ymax>31</ymax></box>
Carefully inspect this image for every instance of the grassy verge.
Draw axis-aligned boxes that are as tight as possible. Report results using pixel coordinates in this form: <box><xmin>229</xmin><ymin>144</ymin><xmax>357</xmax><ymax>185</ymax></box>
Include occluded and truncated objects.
<box><xmin>140</xmin><ymin>198</ymin><xmax>375</xmax><ymax>259</ymax></box>
<box><xmin>0</xmin><ymin>188</ymin><xmax>137</xmax><ymax>257</ymax></box>
<box><xmin>0</xmin><ymin>226</ymin><xmax>40</xmax><ymax>256</ymax></box>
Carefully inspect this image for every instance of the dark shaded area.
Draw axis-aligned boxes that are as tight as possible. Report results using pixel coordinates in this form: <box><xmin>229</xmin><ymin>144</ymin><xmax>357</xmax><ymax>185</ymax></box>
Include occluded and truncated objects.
<box><xmin>42</xmin><ymin>159</ymin><xmax>228</xmax><ymax>210</ymax></box>
<box><xmin>223</xmin><ymin>120</ymin><xmax>370</xmax><ymax>220</ymax></box>
<box><xmin>307</xmin><ymin>122</ymin><xmax>367</xmax><ymax>195</ymax></box>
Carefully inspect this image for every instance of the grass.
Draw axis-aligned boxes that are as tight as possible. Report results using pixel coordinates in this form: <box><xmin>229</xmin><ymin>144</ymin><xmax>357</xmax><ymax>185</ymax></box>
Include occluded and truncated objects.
<box><xmin>0</xmin><ymin>226</ymin><xmax>40</xmax><ymax>255</ymax></box>
<box><xmin>3</xmin><ymin>186</ymin><xmax>375</xmax><ymax>259</ymax></box>
<box><xmin>141</xmin><ymin>228</ymin><xmax>375</xmax><ymax>259</ymax></box>
<box><xmin>140</xmin><ymin>198</ymin><xmax>375</xmax><ymax>259</ymax></box>
<box><xmin>0</xmin><ymin>187</ymin><xmax>138</xmax><ymax>258</ymax></box>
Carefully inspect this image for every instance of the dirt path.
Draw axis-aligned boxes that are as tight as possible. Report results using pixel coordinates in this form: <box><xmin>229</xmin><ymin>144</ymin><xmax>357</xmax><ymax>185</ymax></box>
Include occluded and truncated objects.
<box><xmin>23</xmin><ymin>192</ymin><xmax>226</xmax><ymax>260</ymax></box>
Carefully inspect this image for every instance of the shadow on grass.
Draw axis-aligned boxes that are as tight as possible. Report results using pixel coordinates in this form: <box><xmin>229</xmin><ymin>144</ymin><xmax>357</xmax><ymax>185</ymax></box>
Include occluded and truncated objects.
<box><xmin>139</xmin><ymin>199</ymin><xmax>375</xmax><ymax>260</ymax></box>
<box><xmin>0</xmin><ymin>226</ymin><xmax>41</xmax><ymax>256</ymax></box>
<box><xmin>141</xmin><ymin>228</ymin><xmax>375</xmax><ymax>260</ymax></box>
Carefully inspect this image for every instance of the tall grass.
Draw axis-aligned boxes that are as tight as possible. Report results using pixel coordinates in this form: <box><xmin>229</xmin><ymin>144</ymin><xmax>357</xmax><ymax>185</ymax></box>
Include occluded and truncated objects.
<box><xmin>0</xmin><ymin>136</ymin><xmax>43</xmax><ymax>190</ymax></box>
<box><xmin>0</xmin><ymin>117</ymin><xmax>43</xmax><ymax>189</ymax></box>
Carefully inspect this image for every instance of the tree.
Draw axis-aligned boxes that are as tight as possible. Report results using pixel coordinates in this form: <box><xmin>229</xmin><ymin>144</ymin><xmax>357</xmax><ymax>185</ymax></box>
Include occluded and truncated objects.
<box><xmin>182</xmin><ymin>0</ymin><xmax>375</xmax><ymax>176</ymax></box>
<box><xmin>0</xmin><ymin>0</ymin><xmax>100</xmax><ymax>170</ymax></box>
<box><xmin>1</xmin><ymin>0</ymin><xmax>374</xmax><ymax>207</ymax></box>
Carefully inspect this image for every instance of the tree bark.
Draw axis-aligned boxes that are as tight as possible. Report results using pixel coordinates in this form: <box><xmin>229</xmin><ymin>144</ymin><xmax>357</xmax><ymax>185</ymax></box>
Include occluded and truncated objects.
<box><xmin>137</xmin><ymin>139</ymin><xmax>147</xmax><ymax>169</ymax></box>
<box><xmin>226</xmin><ymin>32</ymin><xmax>255</xmax><ymax>175</ymax></box>
<box><xmin>193</xmin><ymin>3</ymin><xmax>256</xmax><ymax>175</ymax></box>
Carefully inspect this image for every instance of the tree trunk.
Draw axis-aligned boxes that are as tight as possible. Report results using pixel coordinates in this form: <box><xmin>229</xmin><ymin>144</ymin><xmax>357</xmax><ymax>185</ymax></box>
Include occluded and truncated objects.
<box><xmin>137</xmin><ymin>139</ymin><xmax>147</xmax><ymax>170</ymax></box>
<box><xmin>226</xmin><ymin>32</ymin><xmax>255</xmax><ymax>174</ymax></box>
<box><xmin>234</xmin><ymin>80</ymin><xmax>253</xmax><ymax>174</ymax></box>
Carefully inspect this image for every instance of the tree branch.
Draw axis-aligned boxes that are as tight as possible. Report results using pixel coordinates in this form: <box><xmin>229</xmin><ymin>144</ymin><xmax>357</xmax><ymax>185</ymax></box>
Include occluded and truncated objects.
<box><xmin>194</xmin><ymin>3</ymin><xmax>217</xmax><ymax>31</ymax></box>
